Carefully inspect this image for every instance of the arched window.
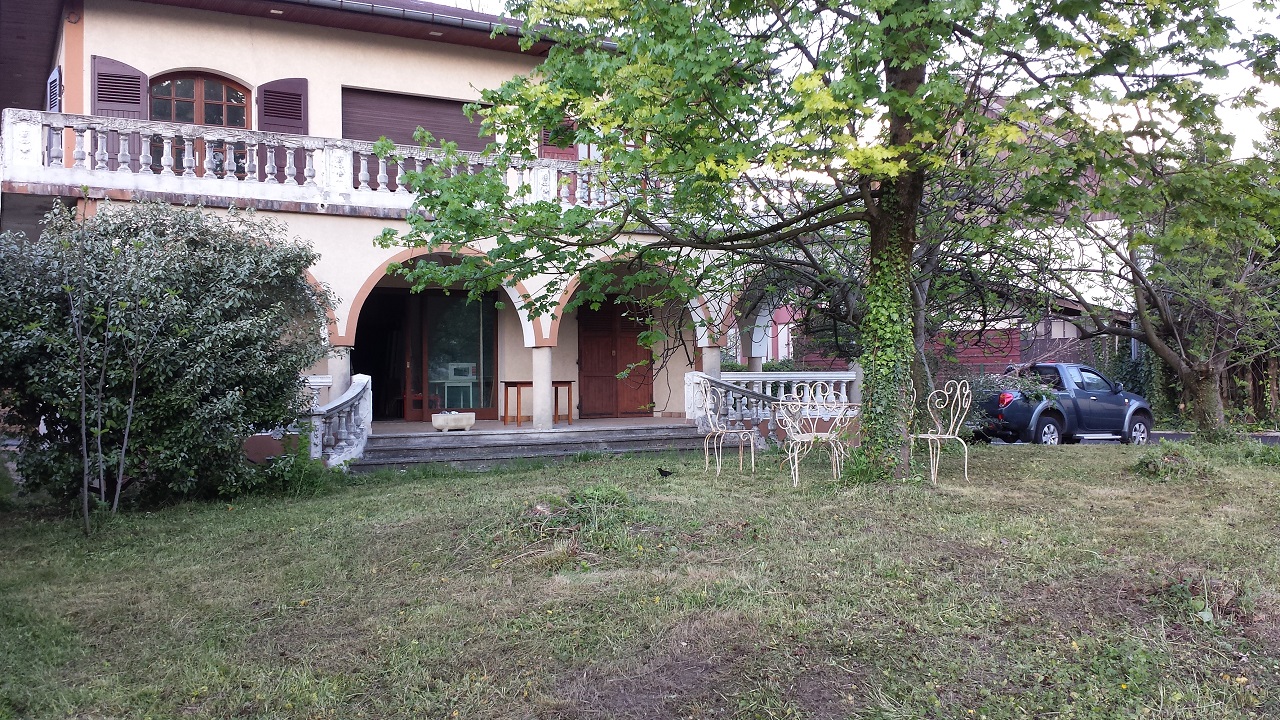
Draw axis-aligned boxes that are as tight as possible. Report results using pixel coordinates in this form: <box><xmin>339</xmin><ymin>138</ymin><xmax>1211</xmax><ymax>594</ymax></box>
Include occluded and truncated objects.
<box><xmin>147</xmin><ymin>73</ymin><xmax>250</xmax><ymax>176</ymax></box>
<box><xmin>149</xmin><ymin>74</ymin><xmax>250</xmax><ymax>128</ymax></box>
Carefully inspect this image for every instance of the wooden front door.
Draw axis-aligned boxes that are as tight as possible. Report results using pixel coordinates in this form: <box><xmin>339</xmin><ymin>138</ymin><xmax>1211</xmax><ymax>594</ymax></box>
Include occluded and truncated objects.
<box><xmin>578</xmin><ymin>301</ymin><xmax>653</xmax><ymax>418</ymax></box>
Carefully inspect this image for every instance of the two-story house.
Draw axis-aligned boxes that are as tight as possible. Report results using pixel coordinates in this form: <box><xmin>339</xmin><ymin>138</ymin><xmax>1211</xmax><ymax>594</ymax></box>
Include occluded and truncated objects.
<box><xmin>1</xmin><ymin>0</ymin><xmax>735</xmax><ymax>462</ymax></box>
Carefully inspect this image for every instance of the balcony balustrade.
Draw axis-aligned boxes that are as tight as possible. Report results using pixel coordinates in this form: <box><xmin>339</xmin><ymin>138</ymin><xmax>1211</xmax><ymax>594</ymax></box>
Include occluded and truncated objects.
<box><xmin>1</xmin><ymin>108</ymin><xmax>611</xmax><ymax>216</ymax></box>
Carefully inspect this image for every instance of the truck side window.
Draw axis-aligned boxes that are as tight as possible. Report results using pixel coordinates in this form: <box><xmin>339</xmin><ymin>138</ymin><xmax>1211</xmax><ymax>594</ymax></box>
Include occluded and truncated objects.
<box><xmin>1078</xmin><ymin>369</ymin><xmax>1111</xmax><ymax>393</ymax></box>
<box><xmin>1065</xmin><ymin>366</ymin><xmax>1084</xmax><ymax>388</ymax></box>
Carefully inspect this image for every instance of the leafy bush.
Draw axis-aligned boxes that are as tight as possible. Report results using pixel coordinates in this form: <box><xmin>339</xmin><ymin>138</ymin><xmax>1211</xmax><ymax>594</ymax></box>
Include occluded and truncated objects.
<box><xmin>0</xmin><ymin>203</ymin><xmax>332</xmax><ymax>517</ymax></box>
<box><xmin>240</xmin><ymin>433</ymin><xmax>344</xmax><ymax>498</ymax></box>
<box><xmin>1131</xmin><ymin>441</ymin><xmax>1216</xmax><ymax>483</ymax></box>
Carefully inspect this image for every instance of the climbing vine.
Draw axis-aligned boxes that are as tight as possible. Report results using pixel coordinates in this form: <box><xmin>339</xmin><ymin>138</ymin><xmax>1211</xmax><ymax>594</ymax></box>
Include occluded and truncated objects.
<box><xmin>859</xmin><ymin>247</ymin><xmax>916</xmax><ymax>481</ymax></box>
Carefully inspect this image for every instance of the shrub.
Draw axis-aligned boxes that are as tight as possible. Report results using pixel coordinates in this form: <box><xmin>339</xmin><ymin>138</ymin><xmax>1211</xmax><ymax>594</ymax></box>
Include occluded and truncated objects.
<box><xmin>0</xmin><ymin>203</ymin><xmax>333</xmax><ymax>521</ymax></box>
<box><xmin>249</xmin><ymin>433</ymin><xmax>343</xmax><ymax>498</ymax></box>
<box><xmin>1131</xmin><ymin>441</ymin><xmax>1216</xmax><ymax>483</ymax></box>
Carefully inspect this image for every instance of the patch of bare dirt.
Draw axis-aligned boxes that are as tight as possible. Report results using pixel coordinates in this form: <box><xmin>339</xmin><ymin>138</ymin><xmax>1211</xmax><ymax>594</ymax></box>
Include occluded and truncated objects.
<box><xmin>539</xmin><ymin>611</ymin><xmax>758</xmax><ymax>719</ymax></box>
<box><xmin>789</xmin><ymin>663</ymin><xmax>864</xmax><ymax>719</ymax></box>
<box><xmin>542</xmin><ymin>612</ymin><xmax>866</xmax><ymax>719</ymax></box>
<box><xmin>1014</xmin><ymin>572</ymin><xmax>1154</xmax><ymax>633</ymax></box>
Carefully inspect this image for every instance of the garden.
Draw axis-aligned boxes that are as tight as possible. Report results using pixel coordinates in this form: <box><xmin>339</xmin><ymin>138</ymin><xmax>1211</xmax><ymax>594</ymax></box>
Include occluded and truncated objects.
<box><xmin>3</xmin><ymin>441</ymin><xmax>1278</xmax><ymax>719</ymax></box>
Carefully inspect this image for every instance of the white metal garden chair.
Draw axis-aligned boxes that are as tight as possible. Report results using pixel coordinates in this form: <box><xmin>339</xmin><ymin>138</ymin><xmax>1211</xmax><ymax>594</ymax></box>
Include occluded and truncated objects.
<box><xmin>910</xmin><ymin>379</ymin><xmax>971</xmax><ymax>485</ymax></box>
<box><xmin>772</xmin><ymin>382</ymin><xmax>860</xmax><ymax>488</ymax></box>
<box><xmin>693</xmin><ymin>378</ymin><xmax>758</xmax><ymax>475</ymax></box>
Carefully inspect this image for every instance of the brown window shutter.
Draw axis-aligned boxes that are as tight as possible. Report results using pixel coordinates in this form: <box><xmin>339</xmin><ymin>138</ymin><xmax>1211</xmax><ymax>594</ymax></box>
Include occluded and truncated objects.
<box><xmin>340</xmin><ymin>88</ymin><xmax>492</xmax><ymax>152</ymax></box>
<box><xmin>91</xmin><ymin>56</ymin><xmax>147</xmax><ymax>119</ymax></box>
<box><xmin>539</xmin><ymin>120</ymin><xmax>579</xmax><ymax>161</ymax></box>
<box><xmin>258</xmin><ymin>78</ymin><xmax>308</xmax><ymax>134</ymax></box>
<box><xmin>46</xmin><ymin>66</ymin><xmax>62</xmax><ymax>112</ymax></box>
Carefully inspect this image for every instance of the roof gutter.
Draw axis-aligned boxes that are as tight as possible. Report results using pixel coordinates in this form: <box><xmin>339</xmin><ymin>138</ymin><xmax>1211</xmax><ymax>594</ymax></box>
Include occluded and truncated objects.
<box><xmin>267</xmin><ymin>0</ymin><xmax>527</xmax><ymax>37</ymax></box>
<box><xmin>264</xmin><ymin>0</ymin><xmax>617</xmax><ymax>50</ymax></box>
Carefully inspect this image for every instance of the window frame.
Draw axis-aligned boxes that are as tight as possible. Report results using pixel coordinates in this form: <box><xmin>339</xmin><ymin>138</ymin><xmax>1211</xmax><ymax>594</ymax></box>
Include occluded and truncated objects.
<box><xmin>149</xmin><ymin>72</ymin><xmax>252</xmax><ymax>129</ymax></box>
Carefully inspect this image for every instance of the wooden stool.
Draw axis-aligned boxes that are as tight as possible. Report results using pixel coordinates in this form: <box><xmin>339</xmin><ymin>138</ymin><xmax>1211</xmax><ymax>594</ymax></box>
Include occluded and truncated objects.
<box><xmin>502</xmin><ymin>381</ymin><xmax>574</xmax><ymax>426</ymax></box>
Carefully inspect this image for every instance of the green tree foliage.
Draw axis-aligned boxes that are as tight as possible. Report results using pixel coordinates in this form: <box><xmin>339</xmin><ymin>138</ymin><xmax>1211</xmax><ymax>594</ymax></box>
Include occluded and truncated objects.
<box><xmin>380</xmin><ymin>0</ymin><xmax>1253</xmax><ymax>477</ymax></box>
<box><xmin>0</xmin><ymin>203</ymin><xmax>332</xmax><ymax>525</ymax></box>
<box><xmin>1021</xmin><ymin>131</ymin><xmax>1280</xmax><ymax>436</ymax></box>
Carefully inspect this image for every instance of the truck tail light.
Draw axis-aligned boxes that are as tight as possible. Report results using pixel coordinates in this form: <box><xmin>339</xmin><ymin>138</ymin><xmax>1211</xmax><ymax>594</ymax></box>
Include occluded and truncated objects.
<box><xmin>998</xmin><ymin>392</ymin><xmax>1015</xmax><ymax>409</ymax></box>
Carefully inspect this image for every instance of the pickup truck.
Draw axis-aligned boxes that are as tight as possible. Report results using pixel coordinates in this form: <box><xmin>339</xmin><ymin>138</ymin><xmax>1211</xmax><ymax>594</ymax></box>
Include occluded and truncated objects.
<box><xmin>974</xmin><ymin>363</ymin><xmax>1154</xmax><ymax>445</ymax></box>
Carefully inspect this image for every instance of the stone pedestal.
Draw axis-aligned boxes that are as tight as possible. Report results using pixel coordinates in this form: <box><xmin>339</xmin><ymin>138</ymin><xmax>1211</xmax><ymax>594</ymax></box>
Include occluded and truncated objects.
<box><xmin>432</xmin><ymin>412</ymin><xmax>476</xmax><ymax>432</ymax></box>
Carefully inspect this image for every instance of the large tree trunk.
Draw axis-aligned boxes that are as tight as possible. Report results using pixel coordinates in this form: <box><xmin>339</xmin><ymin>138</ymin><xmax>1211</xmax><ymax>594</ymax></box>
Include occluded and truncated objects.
<box><xmin>1182</xmin><ymin>365</ymin><xmax>1227</xmax><ymax>437</ymax></box>
<box><xmin>1268</xmin><ymin>357</ymin><xmax>1279</xmax><ymax>422</ymax></box>
<box><xmin>859</xmin><ymin>13</ymin><xmax>928</xmax><ymax>480</ymax></box>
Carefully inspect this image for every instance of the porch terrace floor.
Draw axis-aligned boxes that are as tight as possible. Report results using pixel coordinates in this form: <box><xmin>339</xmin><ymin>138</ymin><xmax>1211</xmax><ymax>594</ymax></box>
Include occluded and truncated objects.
<box><xmin>370</xmin><ymin>416</ymin><xmax>690</xmax><ymax>437</ymax></box>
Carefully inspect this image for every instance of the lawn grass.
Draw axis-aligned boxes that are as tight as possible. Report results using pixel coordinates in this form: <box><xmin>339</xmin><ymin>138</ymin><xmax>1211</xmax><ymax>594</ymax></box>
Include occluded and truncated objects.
<box><xmin>2</xmin><ymin>443</ymin><xmax>1278</xmax><ymax>719</ymax></box>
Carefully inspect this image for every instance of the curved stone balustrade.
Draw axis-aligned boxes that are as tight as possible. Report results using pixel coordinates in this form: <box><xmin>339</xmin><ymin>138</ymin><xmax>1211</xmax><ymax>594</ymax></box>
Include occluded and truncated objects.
<box><xmin>310</xmin><ymin>373</ymin><xmax>373</xmax><ymax>468</ymax></box>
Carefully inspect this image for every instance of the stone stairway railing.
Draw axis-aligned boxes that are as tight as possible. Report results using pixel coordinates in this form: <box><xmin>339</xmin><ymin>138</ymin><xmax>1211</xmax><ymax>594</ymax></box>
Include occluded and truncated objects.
<box><xmin>310</xmin><ymin>373</ymin><xmax>373</xmax><ymax>468</ymax></box>
<box><xmin>1</xmin><ymin>108</ymin><xmax>612</xmax><ymax>214</ymax></box>
<box><xmin>685</xmin><ymin>370</ymin><xmax>861</xmax><ymax>444</ymax></box>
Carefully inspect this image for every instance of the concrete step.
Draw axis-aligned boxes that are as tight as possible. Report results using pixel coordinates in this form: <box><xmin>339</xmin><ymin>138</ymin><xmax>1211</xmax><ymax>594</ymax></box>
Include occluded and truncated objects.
<box><xmin>352</xmin><ymin>424</ymin><xmax>705</xmax><ymax>472</ymax></box>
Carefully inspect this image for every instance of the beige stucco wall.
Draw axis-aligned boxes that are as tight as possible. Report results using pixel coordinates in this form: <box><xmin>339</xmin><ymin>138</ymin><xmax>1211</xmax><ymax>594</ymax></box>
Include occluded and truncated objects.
<box><xmin>77</xmin><ymin>0</ymin><xmax>540</xmax><ymax>138</ymax></box>
<box><xmin>652</xmin><ymin>310</ymin><xmax>698</xmax><ymax>416</ymax></box>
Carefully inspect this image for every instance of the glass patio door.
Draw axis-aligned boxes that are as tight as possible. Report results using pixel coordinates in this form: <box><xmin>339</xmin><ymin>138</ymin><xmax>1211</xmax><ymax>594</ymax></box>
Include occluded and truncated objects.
<box><xmin>403</xmin><ymin>292</ymin><xmax>498</xmax><ymax>421</ymax></box>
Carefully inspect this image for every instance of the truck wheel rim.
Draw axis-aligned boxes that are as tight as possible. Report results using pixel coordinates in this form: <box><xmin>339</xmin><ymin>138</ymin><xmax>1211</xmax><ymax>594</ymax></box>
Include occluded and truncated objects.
<box><xmin>1131</xmin><ymin>422</ymin><xmax>1148</xmax><ymax>445</ymax></box>
<box><xmin>1041</xmin><ymin>425</ymin><xmax>1060</xmax><ymax>444</ymax></box>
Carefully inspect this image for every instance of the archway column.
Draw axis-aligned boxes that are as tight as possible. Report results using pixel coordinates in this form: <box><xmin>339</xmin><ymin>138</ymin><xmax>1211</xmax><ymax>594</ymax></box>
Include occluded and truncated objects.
<box><xmin>531</xmin><ymin>345</ymin><xmax>554</xmax><ymax>429</ymax></box>
<box><xmin>746</xmin><ymin>307</ymin><xmax>772</xmax><ymax>372</ymax></box>
<box><xmin>701</xmin><ymin>345</ymin><xmax>723</xmax><ymax>379</ymax></box>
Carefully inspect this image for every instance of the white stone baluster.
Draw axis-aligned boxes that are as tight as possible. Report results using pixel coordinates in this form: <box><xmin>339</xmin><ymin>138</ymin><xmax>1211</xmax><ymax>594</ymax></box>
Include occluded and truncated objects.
<box><xmin>115</xmin><ymin>129</ymin><xmax>132</xmax><ymax>172</ymax></box>
<box><xmin>358</xmin><ymin>152</ymin><xmax>371</xmax><ymax>191</ymax></box>
<box><xmin>559</xmin><ymin>168</ymin><xmax>570</xmax><ymax>204</ymax></box>
<box><xmin>181</xmin><ymin>137</ymin><xmax>196</xmax><ymax>177</ymax></box>
<box><xmin>376</xmin><ymin>155</ymin><xmax>389</xmax><ymax>192</ymax></box>
<box><xmin>203</xmin><ymin>140</ymin><xmax>217</xmax><ymax>179</ymax></box>
<box><xmin>71</xmin><ymin>126</ymin><xmax>88</xmax><ymax>168</ymax></box>
<box><xmin>161</xmin><ymin>137</ymin><xmax>175</xmax><ymax>176</ymax></box>
<box><xmin>246</xmin><ymin>142</ymin><xmax>258</xmax><ymax>182</ymax></box>
<box><xmin>93</xmin><ymin>127</ymin><xmax>108</xmax><ymax>170</ymax></box>
<box><xmin>48</xmin><ymin>124</ymin><xmax>65</xmax><ymax>168</ymax></box>
<box><xmin>580</xmin><ymin>172</ymin><xmax>592</xmax><ymax>207</ymax></box>
<box><xmin>284</xmin><ymin>146</ymin><xmax>298</xmax><ymax>185</ymax></box>
<box><xmin>395</xmin><ymin>157</ymin><xmax>409</xmax><ymax>193</ymax></box>
<box><xmin>304</xmin><ymin>147</ymin><xmax>316</xmax><ymax>186</ymax></box>
<box><xmin>224</xmin><ymin>141</ymin><xmax>240</xmax><ymax>182</ymax></box>
<box><xmin>139</xmin><ymin>135</ymin><xmax>152</xmax><ymax>173</ymax></box>
<box><xmin>265</xmin><ymin>145</ymin><xmax>279</xmax><ymax>184</ymax></box>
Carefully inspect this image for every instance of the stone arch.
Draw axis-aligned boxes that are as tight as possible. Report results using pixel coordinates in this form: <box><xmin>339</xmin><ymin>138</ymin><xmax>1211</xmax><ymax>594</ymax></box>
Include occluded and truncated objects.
<box><xmin>546</xmin><ymin>256</ymin><xmax>727</xmax><ymax>348</ymax></box>
<box><xmin>151</xmin><ymin>67</ymin><xmax>254</xmax><ymax>94</ymax></box>
<box><xmin>333</xmin><ymin>246</ymin><xmax>538</xmax><ymax>347</ymax></box>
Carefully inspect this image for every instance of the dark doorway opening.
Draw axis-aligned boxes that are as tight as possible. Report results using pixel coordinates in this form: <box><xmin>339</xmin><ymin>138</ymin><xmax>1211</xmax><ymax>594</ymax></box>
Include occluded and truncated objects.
<box><xmin>352</xmin><ymin>288</ymin><xmax>499</xmax><ymax>421</ymax></box>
